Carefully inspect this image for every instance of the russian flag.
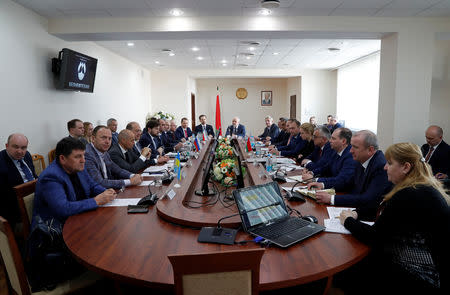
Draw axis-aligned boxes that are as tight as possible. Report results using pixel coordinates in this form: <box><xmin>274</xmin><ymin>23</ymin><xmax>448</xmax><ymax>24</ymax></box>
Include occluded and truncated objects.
<box><xmin>194</xmin><ymin>137</ymin><xmax>201</xmax><ymax>151</ymax></box>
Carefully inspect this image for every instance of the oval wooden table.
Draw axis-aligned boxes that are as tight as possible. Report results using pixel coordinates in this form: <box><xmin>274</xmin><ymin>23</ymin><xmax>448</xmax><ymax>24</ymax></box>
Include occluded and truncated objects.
<box><xmin>63</xmin><ymin>140</ymin><xmax>369</xmax><ymax>292</ymax></box>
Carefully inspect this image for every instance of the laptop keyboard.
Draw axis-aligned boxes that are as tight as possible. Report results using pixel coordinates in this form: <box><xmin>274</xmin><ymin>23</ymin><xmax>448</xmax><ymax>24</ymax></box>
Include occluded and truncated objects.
<box><xmin>252</xmin><ymin>217</ymin><xmax>310</xmax><ymax>239</ymax></box>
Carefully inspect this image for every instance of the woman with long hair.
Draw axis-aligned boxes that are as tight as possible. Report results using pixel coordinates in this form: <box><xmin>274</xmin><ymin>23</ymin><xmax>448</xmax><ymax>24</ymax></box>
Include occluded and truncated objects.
<box><xmin>83</xmin><ymin>122</ymin><xmax>93</xmax><ymax>143</ymax></box>
<box><xmin>296</xmin><ymin>122</ymin><xmax>315</xmax><ymax>163</ymax></box>
<box><xmin>339</xmin><ymin>142</ymin><xmax>450</xmax><ymax>294</ymax></box>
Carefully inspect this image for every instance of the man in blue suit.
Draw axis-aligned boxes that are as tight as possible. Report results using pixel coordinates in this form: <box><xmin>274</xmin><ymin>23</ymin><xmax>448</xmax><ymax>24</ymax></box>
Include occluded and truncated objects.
<box><xmin>301</xmin><ymin>126</ymin><xmax>334</xmax><ymax>175</ymax></box>
<box><xmin>329</xmin><ymin>115</ymin><xmax>342</xmax><ymax>134</ymax></box>
<box><xmin>0</xmin><ymin>133</ymin><xmax>37</xmax><ymax>227</ymax></box>
<box><xmin>175</xmin><ymin>117</ymin><xmax>193</xmax><ymax>141</ymax></box>
<box><xmin>32</xmin><ymin>137</ymin><xmax>116</xmax><ymax>225</ymax></box>
<box><xmin>107</xmin><ymin>118</ymin><xmax>119</xmax><ymax>145</ymax></box>
<box><xmin>194</xmin><ymin>114</ymin><xmax>215</xmax><ymax>139</ymax></box>
<box><xmin>270</xmin><ymin>119</ymin><xmax>305</xmax><ymax>158</ymax></box>
<box><xmin>314</xmin><ymin>131</ymin><xmax>392</xmax><ymax>219</ymax></box>
<box><xmin>256</xmin><ymin>116</ymin><xmax>280</xmax><ymax>142</ymax></box>
<box><xmin>307</xmin><ymin>127</ymin><xmax>356</xmax><ymax>192</ymax></box>
<box><xmin>421</xmin><ymin>125</ymin><xmax>450</xmax><ymax>179</ymax></box>
<box><xmin>270</xmin><ymin>117</ymin><xmax>290</xmax><ymax>146</ymax></box>
<box><xmin>139</xmin><ymin>119</ymin><xmax>171</xmax><ymax>162</ymax></box>
<box><xmin>85</xmin><ymin>125</ymin><xmax>143</xmax><ymax>189</ymax></box>
<box><xmin>225</xmin><ymin>117</ymin><xmax>246</xmax><ymax>138</ymax></box>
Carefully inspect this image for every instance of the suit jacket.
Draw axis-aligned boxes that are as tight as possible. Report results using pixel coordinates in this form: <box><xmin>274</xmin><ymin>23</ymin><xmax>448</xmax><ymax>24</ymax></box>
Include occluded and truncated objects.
<box><xmin>85</xmin><ymin>143</ymin><xmax>131</xmax><ymax>189</ymax></box>
<box><xmin>225</xmin><ymin>124</ymin><xmax>246</xmax><ymax>137</ymax></box>
<box><xmin>297</xmin><ymin>139</ymin><xmax>315</xmax><ymax>163</ymax></box>
<box><xmin>316</xmin><ymin>145</ymin><xmax>357</xmax><ymax>191</ymax></box>
<box><xmin>139</xmin><ymin>131</ymin><xmax>164</xmax><ymax>158</ymax></box>
<box><xmin>108</xmin><ymin>143</ymin><xmax>151</xmax><ymax>173</ymax></box>
<box><xmin>277</xmin><ymin>134</ymin><xmax>305</xmax><ymax>157</ymax></box>
<box><xmin>259</xmin><ymin>124</ymin><xmax>280</xmax><ymax>140</ymax></box>
<box><xmin>175</xmin><ymin>126</ymin><xmax>193</xmax><ymax>141</ymax></box>
<box><xmin>330</xmin><ymin>122</ymin><xmax>342</xmax><ymax>134</ymax></box>
<box><xmin>0</xmin><ymin>149</ymin><xmax>37</xmax><ymax>224</ymax></box>
<box><xmin>111</xmin><ymin>132</ymin><xmax>119</xmax><ymax>145</ymax></box>
<box><xmin>305</xmin><ymin>142</ymin><xmax>335</xmax><ymax>175</ymax></box>
<box><xmin>421</xmin><ymin>140</ymin><xmax>450</xmax><ymax>175</ymax></box>
<box><xmin>31</xmin><ymin>160</ymin><xmax>103</xmax><ymax>225</ymax></box>
<box><xmin>194</xmin><ymin>124</ymin><xmax>215</xmax><ymax>137</ymax></box>
<box><xmin>271</xmin><ymin>130</ymin><xmax>290</xmax><ymax>146</ymax></box>
<box><xmin>335</xmin><ymin>150</ymin><xmax>393</xmax><ymax>218</ymax></box>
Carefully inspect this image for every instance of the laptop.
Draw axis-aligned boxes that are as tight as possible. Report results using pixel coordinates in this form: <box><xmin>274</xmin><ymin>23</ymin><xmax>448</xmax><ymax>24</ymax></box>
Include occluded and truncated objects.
<box><xmin>232</xmin><ymin>182</ymin><xmax>325</xmax><ymax>248</ymax></box>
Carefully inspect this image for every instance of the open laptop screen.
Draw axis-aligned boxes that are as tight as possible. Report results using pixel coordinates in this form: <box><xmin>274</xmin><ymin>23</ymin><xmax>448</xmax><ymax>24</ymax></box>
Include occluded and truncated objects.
<box><xmin>233</xmin><ymin>182</ymin><xmax>288</xmax><ymax>231</ymax></box>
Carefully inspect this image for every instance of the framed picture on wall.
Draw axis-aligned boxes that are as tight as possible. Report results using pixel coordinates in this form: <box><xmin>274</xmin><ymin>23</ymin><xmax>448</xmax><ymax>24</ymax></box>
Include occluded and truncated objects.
<box><xmin>261</xmin><ymin>91</ymin><xmax>272</xmax><ymax>106</ymax></box>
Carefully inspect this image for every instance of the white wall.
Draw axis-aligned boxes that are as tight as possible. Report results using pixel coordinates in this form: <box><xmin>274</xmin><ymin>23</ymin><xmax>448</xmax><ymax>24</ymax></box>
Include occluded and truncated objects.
<box><xmin>301</xmin><ymin>70</ymin><xmax>337</xmax><ymax>125</ymax></box>
<box><xmin>0</xmin><ymin>0</ymin><xmax>151</xmax><ymax>163</ymax></box>
<box><xmin>430</xmin><ymin>40</ymin><xmax>450</xmax><ymax>141</ymax></box>
<box><xmin>196</xmin><ymin>78</ymin><xmax>288</xmax><ymax>136</ymax></box>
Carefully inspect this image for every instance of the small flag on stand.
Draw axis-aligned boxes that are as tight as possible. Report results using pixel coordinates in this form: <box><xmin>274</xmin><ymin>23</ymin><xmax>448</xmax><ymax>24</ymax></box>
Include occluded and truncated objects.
<box><xmin>175</xmin><ymin>152</ymin><xmax>181</xmax><ymax>180</ymax></box>
<box><xmin>194</xmin><ymin>137</ymin><xmax>201</xmax><ymax>151</ymax></box>
<box><xmin>246</xmin><ymin>137</ymin><xmax>252</xmax><ymax>152</ymax></box>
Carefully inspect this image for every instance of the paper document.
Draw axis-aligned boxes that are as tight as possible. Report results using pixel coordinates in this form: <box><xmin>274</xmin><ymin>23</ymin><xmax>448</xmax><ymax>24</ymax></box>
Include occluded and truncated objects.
<box><xmin>326</xmin><ymin>207</ymin><xmax>356</xmax><ymax>219</ymax></box>
<box><xmin>138</xmin><ymin>180</ymin><xmax>154</xmax><ymax>186</ymax></box>
<box><xmin>280</xmin><ymin>185</ymin><xmax>308</xmax><ymax>192</ymax></box>
<box><xmin>286</xmin><ymin>175</ymin><xmax>303</xmax><ymax>182</ymax></box>
<box><xmin>274</xmin><ymin>157</ymin><xmax>296</xmax><ymax>164</ymax></box>
<box><xmin>101</xmin><ymin>198</ymin><xmax>141</xmax><ymax>207</ymax></box>
<box><xmin>144</xmin><ymin>164</ymin><xmax>169</xmax><ymax>173</ymax></box>
<box><xmin>142</xmin><ymin>173</ymin><xmax>164</xmax><ymax>177</ymax></box>
<box><xmin>324</xmin><ymin>218</ymin><xmax>374</xmax><ymax>234</ymax></box>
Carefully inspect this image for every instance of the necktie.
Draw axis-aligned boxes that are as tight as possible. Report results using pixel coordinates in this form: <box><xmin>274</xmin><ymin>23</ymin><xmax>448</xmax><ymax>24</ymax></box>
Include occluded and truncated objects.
<box><xmin>100</xmin><ymin>154</ymin><xmax>108</xmax><ymax>179</ymax></box>
<box><xmin>287</xmin><ymin>135</ymin><xmax>292</xmax><ymax>146</ymax></box>
<box><xmin>151</xmin><ymin>136</ymin><xmax>157</xmax><ymax>149</ymax></box>
<box><xmin>184</xmin><ymin>129</ymin><xmax>188</xmax><ymax>138</ymax></box>
<box><xmin>234</xmin><ymin>127</ymin><xmax>237</xmax><ymax>135</ymax></box>
<box><xmin>19</xmin><ymin>159</ymin><xmax>34</xmax><ymax>182</ymax></box>
<box><xmin>425</xmin><ymin>146</ymin><xmax>434</xmax><ymax>162</ymax></box>
<box><xmin>125</xmin><ymin>151</ymin><xmax>130</xmax><ymax>163</ymax></box>
<box><xmin>318</xmin><ymin>148</ymin><xmax>322</xmax><ymax>158</ymax></box>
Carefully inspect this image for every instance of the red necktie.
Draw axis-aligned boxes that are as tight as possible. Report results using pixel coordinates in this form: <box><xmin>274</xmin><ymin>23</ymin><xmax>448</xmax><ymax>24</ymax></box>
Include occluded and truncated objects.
<box><xmin>287</xmin><ymin>135</ymin><xmax>292</xmax><ymax>145</ymax></box>
<box><xmin>184</xmin><ymin>129</ymin><xmax>188</xmax><ymax>138</ymax></box>
<box><xmin>425</xmin><ymin>146</ymin><xmax>434</xmax><ymax>162</ymax></box>
<box><xmin>318</xmin><ymin>148</ymin><xmax>322</xmax><ymax>158</ymax></box>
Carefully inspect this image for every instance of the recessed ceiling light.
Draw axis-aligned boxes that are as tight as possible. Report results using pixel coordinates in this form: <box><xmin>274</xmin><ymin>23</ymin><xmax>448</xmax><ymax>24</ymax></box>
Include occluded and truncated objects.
<box><xmin>191</xmin><ymin>47</ymin><xmax>200</xmax><ymax>52</ymax></box>
<box><xmin>249</xmin><ymin>47</ymin><xmax>256</xmax><ymax>51</ymax></box>
<box><xmin>221</xmin><ymin>59</ymin><xmax>227</xmax><ymax>63</ymax></box>
<box><xmin>196</xmin><ymin>56</ymin><xmax>204</xmax><ymax>60</ymax></box>
<box><xmin>169</xmin><ymin>52</ymin><xmax>175</xmax><ymax>56</ymax></box>
<box><xmin>258</xmin><ymin>9</ymin><xmax>271</xmax><ymax>16</ymax></box>
<box><xmin>155</xmin><ymin>61</ymin><xmax>160</xmax><ymax>64</ymax></box>
<box><xmin>170</xmin><ymin>9</ymin><xmax>183</xmax><ymax>16</ymax></box>
<box><xmin>127</xmin><ymin>42</ymin><xmax>135</xmax><ymax>47</ymax></box>
<box><xmin>246</xmin><ymin>56</ymin><xmax>251</xmax><ymax>60</ymax></box>
<box><xmin>222</xmin><ymin>63</ymin><xmax>227</xmax><ymax>67</ymax></box>
<box><xmin>272</xmin><ymin>52</ymin><xmax>280</xmax><ymax>55</ymax></box>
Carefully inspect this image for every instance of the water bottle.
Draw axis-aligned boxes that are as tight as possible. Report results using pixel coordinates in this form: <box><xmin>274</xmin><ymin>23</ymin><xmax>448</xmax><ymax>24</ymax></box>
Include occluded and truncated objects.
<box><xmin>250</xmin><ymin>135</ymin><xmax>256</xmax><ymax>150</ymax></box>
<box><xmin>266</xmin><ymin>154</ymin><xmax>273</xmax><ymax>173</ymax></box>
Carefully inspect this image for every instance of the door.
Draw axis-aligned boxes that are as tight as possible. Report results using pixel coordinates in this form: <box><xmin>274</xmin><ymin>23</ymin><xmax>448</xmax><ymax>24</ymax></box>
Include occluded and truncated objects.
<box><xmin>191</xmin><ymin>93</ymin><xmax>196</xmax><ymax>130</ymax></box>
<box><xmin>290</xmin><ymin>95</ymin><xmax>296</xmax><ymax>119</ymax></box>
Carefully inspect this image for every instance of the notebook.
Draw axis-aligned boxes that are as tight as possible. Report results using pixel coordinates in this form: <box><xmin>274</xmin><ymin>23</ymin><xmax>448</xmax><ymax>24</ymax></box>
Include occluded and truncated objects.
<box><xmin>232</xmin><ymin>182</ymin><xmax>325</xmax><ymax>248</ymax></box>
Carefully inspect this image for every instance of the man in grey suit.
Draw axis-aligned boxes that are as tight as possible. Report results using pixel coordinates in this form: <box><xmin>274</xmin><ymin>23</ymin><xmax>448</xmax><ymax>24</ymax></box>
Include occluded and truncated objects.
<box><xmin>85</xmin><ymin>125</ymin><xmax>142</xmax><ymax>189</ymax></box>
<box><xmin>109</xmin><ymin>130</ymin><xmax>164</xmax><ymax>173</ymax></box>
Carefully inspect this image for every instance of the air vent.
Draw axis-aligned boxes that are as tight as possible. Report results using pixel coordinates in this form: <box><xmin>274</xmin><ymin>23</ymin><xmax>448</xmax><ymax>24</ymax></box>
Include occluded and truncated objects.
<box><xmin>327</xmin><ymin>47</ymin><xmax>340</xmax><ymax>52</ymax></box>
<box><xmin>240</xmin><ymin>41</ymin><xmax>261</xmax><ymax>46</ymax></box>
<box><xmin>235</xmin><ymin>64</ymin><xmax>249</xmax><ymax>67</ymax></box>
<box><xmin>237</xmin><ymin>52</ymin><xmax>255</xmax><ymax>57</ymax></box>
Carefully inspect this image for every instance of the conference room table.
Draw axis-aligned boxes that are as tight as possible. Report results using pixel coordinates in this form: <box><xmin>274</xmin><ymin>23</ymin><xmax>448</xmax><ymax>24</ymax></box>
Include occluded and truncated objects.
<box><xmin>63</xmin><ymin>139</ymin><xmax>369</xmax><ymax>293</ymax></box>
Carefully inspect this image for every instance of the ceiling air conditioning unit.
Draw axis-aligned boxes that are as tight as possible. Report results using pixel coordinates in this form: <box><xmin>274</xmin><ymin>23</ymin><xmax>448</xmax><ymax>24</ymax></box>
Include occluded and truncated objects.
<box><xmin>261</xmin><ymin>0</ymin><xmax>280</xmax><ymax>9</ymax></box>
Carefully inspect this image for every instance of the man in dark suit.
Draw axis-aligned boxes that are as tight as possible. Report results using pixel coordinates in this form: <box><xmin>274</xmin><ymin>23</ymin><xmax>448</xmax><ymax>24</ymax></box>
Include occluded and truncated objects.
<box><xmin>175</xmin><ymin>117</ymin><xmax>193</xmax><ymax>141</ymax></box>
<box><xmin>307</xmin><ymin>128</ymin><xmax>356</xmax><ymax>192</ymax></box>
<box><xmin>0</xmin><ymin>133</ymin><xmax>37</xmax><ymax>227</ymax></box>
<box><xmin>85</xmin><ymin>125</ymin><xmax>143</xmax><ymax>189</ymax></box>
<box><xmin>126</xmin><ymin>121</ymin><xmax>143</xmax><ymax>155</ymax></box>
<box><xmin>109</xmin><ymin>130</ymin><xmax>159</xmax><ymax>173</ymax></box>
<box><xmin>139</xmin><ymin>119</ymin><xmax>171</xmax><ymax>161</ymax></box>
<box><xmin>270</xmin><ymin>117</ymin><xmax>290</xmax><ymax>146</ymax></box>
<box><xmin>225</xmin><ymin>117</ymin><xmax>246</xmax><ymax>138</ymax></box>
<box><xmin>161</xmin><ymin>120</ymin><xmax>182</xmax><ymax>152</ymax></box>
<box><xmin>67</xmin><ymin>119</ymin><xmax>88</xmax><ymax>145</ymax></box>
<box><xmin>194</xmin><ymin>114</ymin><xmax>215</xmax><ymax>138</ymax></box>
<box><xmin>256</xmin><ymin>116</ymin><xmax>279</xmax><ymax>142</ymax></box>
<box><xmin>167</xmin><ymin>120</ymin><xmax>180</xmax><ymax>145</ymax></box>
<box><xmin>301</xmin><ymin>126</ymin><xmax>334</xmax><ymax>175</ymax></box>
<box><xmin>107</xmin><ymin>118</ymin><xmax>119</xmax><ymax>145</ymax></box>
<box><xmin>421</xmin><ymin>125</ymin><xmax>450</xmax><ymax>179</ymax></box>
<box><xmin>269</xmin><ymin>119</ymin><xmax>305</xmax><ymax>158</ymax></box>
<box><xmin>329</xmin><ymin>115</ymin><xmax>342</xmax><ymax>134</ymax></box>
<box><xmin>314</xmin><ymin>131</ymin><xmax>392</xmax><ymax>219</ymax></box>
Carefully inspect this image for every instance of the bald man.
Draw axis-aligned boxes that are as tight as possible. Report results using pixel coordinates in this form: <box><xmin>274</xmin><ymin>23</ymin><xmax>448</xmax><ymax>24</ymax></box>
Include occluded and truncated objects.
<box><xmin>109</xmin><ymin>129</ymin><xmax>159</xmax><ymax>173</ymax></box>
<box><xmin>0</xmin><ymin>133</ymin><xmax>37</xmax><ymax>227</ymax></box>
<box><xmin>225</xmin><ymin>117</ymin><xmax>246</xmax><ymax>138</ymax></box>
<box><xmin>421</xmin><ymin>125</ymin><xmax>450</xmax><ymax>179</ymax></box>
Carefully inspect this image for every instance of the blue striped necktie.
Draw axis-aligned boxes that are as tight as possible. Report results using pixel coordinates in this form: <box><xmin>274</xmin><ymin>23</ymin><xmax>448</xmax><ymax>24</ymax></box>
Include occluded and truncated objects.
<box><xmin>19</xmin><ymin>159</ymin><xmax>34</xmax><ymax>182</ymax></box>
